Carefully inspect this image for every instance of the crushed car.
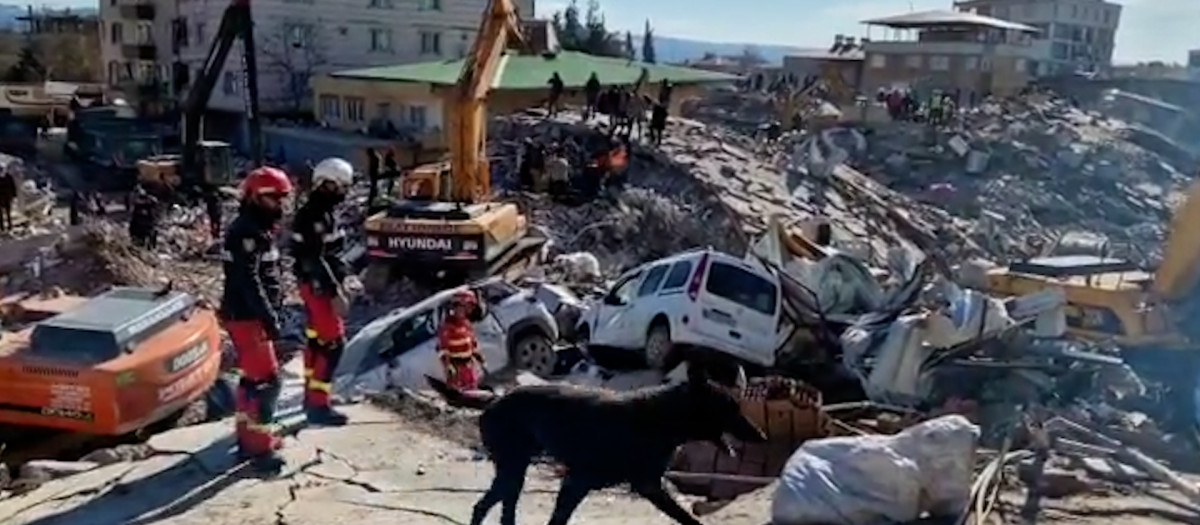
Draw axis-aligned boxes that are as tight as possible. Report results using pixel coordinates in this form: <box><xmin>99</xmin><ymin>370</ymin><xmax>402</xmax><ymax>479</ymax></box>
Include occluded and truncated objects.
<box><xmin>576</xmin><ymin>248</ymin><xmax>785</xmax><ymax>371</ymax></box>
<box><xmin>333</xmin><ymin>278</ymin><xmax>563</xmax><ymax>394</ymax></box>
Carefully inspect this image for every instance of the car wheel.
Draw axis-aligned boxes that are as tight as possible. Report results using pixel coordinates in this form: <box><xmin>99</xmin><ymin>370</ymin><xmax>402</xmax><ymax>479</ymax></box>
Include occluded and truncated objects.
<box><xmin>512</xmin><ymin>331</ymin><xmax>557</xmax><ymax>377</ymax></box>
<box><xmin>644</xmin><ymin>321</ymin><xmax>674</xmax><ymax>370</ymax></box>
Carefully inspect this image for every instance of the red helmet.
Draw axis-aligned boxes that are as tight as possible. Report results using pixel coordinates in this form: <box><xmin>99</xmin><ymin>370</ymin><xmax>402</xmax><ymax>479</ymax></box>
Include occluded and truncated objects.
<box><xmin>451</xmin><ymin>290</ymin><xmax>477</xmax><ymax>308</ymax></box>
<box><xmin>240</xmin><ymin>166</ymin><xmax>293</xmax><ymax>200</ymax></box>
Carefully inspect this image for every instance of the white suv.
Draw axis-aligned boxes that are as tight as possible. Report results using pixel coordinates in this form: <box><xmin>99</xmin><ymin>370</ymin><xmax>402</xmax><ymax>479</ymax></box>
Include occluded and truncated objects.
<box><xmin>577</xmin><ymin>249</ymin><xmax>782</xmax><ymax>369</ymax></box>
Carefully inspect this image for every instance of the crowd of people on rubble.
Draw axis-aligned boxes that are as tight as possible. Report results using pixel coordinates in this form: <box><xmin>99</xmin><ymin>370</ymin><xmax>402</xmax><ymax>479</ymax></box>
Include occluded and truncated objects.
<box><xmin>877</xmin><ymin>87</ymin><xmax>976</xmax><ymax>126</ymax></box>
<box><xmin>544</xmin><ymin>69</ymin><xmax>675</xmax><ymax>147</ymax></box>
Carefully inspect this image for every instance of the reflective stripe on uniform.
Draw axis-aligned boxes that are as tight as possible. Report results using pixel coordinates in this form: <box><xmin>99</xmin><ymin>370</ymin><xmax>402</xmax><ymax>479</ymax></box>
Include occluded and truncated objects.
<box><xmin>220</xmin><ymin>248</ymin><xmax>281</xmax><ymax>262</ymax></box>
<box><xmin>235</xmin><ymin>412</ymin><xmax>277</xmax><ymax>433</ymax></box>
<box><xmin>442</xmin><ymin>350</ymin><xmax>477</xmax><ymax>359</ymax></box>
<box><xmin>305</xmin><ymin>328</ymin><xmax>319</xmax><ymax>339</ymax></box>
<box><xmin>308</xmin><ymin>380</ymin><xmax>332</xmax><ymax>393</ymax></box>
<box><xmin>443</xmin><ymin>337</ymin><xmax>473</xmax><ymax>347</ymax></box>
<box><xmin>292</xmin><ymin>231</ymin><xmax>344</xmax><ymax>243</ymax></box>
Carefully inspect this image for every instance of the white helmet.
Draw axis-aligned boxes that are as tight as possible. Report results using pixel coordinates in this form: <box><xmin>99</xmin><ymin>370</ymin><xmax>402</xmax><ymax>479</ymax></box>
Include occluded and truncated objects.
<box><xmin>311</xmin><ymin>157</ymin><xmax>354</xmax><ymax>189</ymax></box>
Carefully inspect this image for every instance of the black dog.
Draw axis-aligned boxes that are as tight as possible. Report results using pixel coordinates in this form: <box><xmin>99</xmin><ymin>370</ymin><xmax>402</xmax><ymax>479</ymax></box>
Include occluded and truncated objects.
<box><xmin>426</xmin><ymin>366</ymin><xmax>766</xmax><ymax>525</ymax></box>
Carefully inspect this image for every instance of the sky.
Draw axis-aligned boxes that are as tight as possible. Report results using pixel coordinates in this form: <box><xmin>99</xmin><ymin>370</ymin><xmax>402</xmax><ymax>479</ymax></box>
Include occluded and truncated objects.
<box><xmin>14</xmin><ymin>0</ymin><xmax>1197</xmax><ymax>63</ymax></box>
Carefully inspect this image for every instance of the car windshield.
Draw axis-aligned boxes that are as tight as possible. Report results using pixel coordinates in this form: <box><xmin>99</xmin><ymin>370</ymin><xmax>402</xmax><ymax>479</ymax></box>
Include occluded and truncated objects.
<box><xmin>704</xmin><ymin>262</ymin><xmax>777</xmax><ymax>315</ymax></box>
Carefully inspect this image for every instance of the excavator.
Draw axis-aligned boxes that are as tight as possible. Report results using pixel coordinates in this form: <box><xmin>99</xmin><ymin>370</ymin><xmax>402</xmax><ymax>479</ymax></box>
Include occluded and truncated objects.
<box><xmin>985</xmin><ymin>178</ymin><xmax>1200</xmax><ymax>351</ymax></box>
<box><xmin>136</xmin><ymin>0</ymin><xmax>262</xmax><ymax>197</ymax></box>
<box><xmin>361</xmin><ymin>0</ymin><xmax>545</xmax><ymax>286</ymax></box>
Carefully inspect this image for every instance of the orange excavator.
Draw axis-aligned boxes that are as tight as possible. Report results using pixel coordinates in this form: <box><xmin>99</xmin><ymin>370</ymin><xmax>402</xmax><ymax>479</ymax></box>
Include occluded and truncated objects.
<box><xmin>0</xmin><ymin>287</ymin><xmax>222</xmax><ymax>459</ymax></box>
<box><xmin>362</xmin><ymin>0</ymin><xmax>546</xmax><ymax>286</ymax></box>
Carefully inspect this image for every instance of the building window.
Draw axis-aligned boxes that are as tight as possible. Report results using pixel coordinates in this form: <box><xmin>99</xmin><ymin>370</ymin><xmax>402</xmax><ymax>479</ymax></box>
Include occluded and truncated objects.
<box><xmin>194</xmin><ymin>22</ymin><xmax>206</xmax><ymax>46</ymax></box>
<box><xmin>408</xmin><ymin>105</ymin><xmax>428</xmax><ymax>129</ymax></box>
<box><xmin>964</xmin><ymin>56</ymin><xmax>979</xmax><ymax>70</ymax></box>
<box><xmin>980</xmin><ymin>57</ymin><xmax>993</xmax><ymax>71</ymax></box>
<box><xmin>419</xmin><ymin>0</ymin><xmax>442</xmax><ymax>10</ymax></box>
<box><xmin>369</xmin><ymin>0</ymin><xmax>395</xmax><ymax>7</ymax></box>
<box><xmin>136</xmin><ymin>23</ymin><xmax>152</xmax><ymax>44</ymax></box>
<box><xmin>904</xmin><ymin>55</ymin><xmax>922</xmax><ymax>69</ymax></box>
<box><xmin>869</xmin><ymin>54</ymin><xmax>886</xmax><ymax>69</ymax></box>
<box><xmin>222</xmin><ymin>71</ymin><xmax>238</xmax><ymax>95</ymax></box>
<box><xmin>138</xmin><ymin>62</ymin><xmax>157</xmax><ymax>81</ymax></box>
<box><xmin>345</xmin><ymin>97</ymin><xmax>366</xmax><ymax>122</ymax></box>
<box><xmin>285</xmin><ymin>23</ymin><xmax>311</xmax><ymax>48</ymax></box>
<box><xmin>110</xmin><ymin>22</ymin><xmax>123</xmax><ymax>44</ymax></box>
<box><xmin>420</xmin><ymin>31</ymin><xmax>442</xmax><ymax>55</ymax></box>
<box><xmin>929</xmin><ymin>55</ymin><xmax>949</xmax><ymax>71</ymax></box>
<box><xmin>376</xmin><ymin>102</ymin><xmax>391</xmax><ymax>121</ymax></box>
<box><xmin>320</xmin><ymin>95</ymin><xmax>341</xmax><ymax>120</ymax></box>
<box><xmin>1014</xmin><ymin>58</ymin><xmax>1027</xmax><ymax>73</ymax></box>
<box><xmin>370</xmin><ymin>28</ymin><xmax>393</xmax><ymax>52</ymax></box>
<box><xmin>1103</xmin><ymin>9</ymin><xmax>1112</xmax><ymax>24</ymax></box>
<box><xmin>1052</xmin><ymin>42</ymin><xmax>1069</xmax><ymax>60</ymax></box>
<box><xmin>107</xmin><ymin>60</ymin><xmax>121</xmax><ymax>84</ymax></box>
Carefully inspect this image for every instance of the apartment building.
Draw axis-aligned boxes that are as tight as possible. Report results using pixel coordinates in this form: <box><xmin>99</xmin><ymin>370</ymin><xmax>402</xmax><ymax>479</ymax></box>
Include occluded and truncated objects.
<box><xmin>99</xmin><ymin>0</ymin><xmax>535</xmax><ymax>115</ymax></box>
<box><xmin>954</xmin><ymin>0</ymin><xmax>1122</xmax><ymax>76</ymax></box>
<box><xmin>1189</xmin><ymin>50</ymin><xmax>1200</xmax><ymax>82</ymax></box>
<box><xmin>860</xmin><ymin>10</ymin><xmax>1041</xmax><ymax>99</ymax></box>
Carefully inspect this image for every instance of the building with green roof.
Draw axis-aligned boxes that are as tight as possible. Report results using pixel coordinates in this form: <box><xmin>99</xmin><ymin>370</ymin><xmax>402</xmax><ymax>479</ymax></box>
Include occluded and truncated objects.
<box><xmin>310</xmin><ymin>50</ymin><xmax>739</xmax><ymax>135</ymax></box>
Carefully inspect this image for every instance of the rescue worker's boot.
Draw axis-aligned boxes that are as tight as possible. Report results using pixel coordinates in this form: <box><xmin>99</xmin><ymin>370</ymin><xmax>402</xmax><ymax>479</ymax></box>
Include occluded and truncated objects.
<box><xmin>235</xmin><ymin>376</ymin><xmax>286</xmax><ymax>474</ymax></box>
<box><xmin>303</xmin><ymin>338</ymin><xmax>348</xmax><ymax>427</ymax></box>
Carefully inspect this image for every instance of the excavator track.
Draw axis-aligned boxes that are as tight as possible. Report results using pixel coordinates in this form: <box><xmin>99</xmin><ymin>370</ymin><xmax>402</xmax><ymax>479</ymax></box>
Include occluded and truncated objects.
<box><xmin>0</xmin><ymin>383</ymin><xmax>225</xmax><ymax>467</ymax></box>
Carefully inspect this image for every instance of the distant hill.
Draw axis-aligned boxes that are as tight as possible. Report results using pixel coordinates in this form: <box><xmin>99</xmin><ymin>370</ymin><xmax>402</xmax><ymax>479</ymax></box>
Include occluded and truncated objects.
<box><xmin>646</xmin><ymin>35</ymin><xmax>804</xmax><ymax>66</ymax></box>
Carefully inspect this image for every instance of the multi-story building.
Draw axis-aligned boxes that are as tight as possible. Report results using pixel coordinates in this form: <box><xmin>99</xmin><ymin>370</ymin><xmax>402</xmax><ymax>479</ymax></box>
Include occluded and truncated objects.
<box><xmin>860</xmin><ymin>10</ymin><xmax>1041</xmax><ymax>99</ymax></box>
<box><xmin>954</xmin><ymin>0</ymin><xmax>1122</xmax><ymax>76</ymax></box>
<box><xmin>99</xmin><ymin>0</ymin><xmax>535</xmax><ymax>116</ymax></box>
<box><xmin>1188</xmin><ymin>50</ymin><xmax>1200</xmax><ymax>82</ymax></box>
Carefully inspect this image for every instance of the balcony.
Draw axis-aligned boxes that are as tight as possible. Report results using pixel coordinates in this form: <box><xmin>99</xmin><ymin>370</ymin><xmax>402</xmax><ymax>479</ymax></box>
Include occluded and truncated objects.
<box><xmin>122</xmin><ymin>44</ymin><xmax>157</xmax><ymax>60</ymax></box>
<box><xmin>119</xmin><ymin>3</ymin><xmax>156</xmax><ymax>20</ymax></box>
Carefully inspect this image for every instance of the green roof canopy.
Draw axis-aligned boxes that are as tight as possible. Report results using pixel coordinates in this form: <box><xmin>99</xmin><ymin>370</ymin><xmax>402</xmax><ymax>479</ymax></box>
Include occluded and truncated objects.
<box><xmin>329</xmin><ymin>50</ymin><xmax>738</xmax><ymax>90</ymax></box>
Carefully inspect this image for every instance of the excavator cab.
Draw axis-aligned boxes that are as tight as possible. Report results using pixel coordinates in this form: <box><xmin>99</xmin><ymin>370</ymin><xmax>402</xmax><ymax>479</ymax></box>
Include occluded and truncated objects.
<box><xmin>197</xmin><ymin>140</ymin><xmax>235</xmax><ymax>186</ymax></box>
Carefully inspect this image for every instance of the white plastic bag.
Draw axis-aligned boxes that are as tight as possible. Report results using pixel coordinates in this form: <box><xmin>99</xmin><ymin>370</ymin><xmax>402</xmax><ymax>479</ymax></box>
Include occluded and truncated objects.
<box><xmin>771</xmin><ymin>415</ymin><xmax>979</xmax><ymax>525</ymax></box>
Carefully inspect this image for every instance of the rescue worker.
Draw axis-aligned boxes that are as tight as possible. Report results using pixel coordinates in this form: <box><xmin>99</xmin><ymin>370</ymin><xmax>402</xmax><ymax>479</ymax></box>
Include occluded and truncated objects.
<box><xmin>547</xmin><ymin>72</ymin><xmax>565</xmax><ymax>117</ymax></box>
<box><xmin>438</xmin><ymin>290</ymin><xmax>485</xmax><ymax>391</ymax></box>
<box><xmin>128</xmin><ymin>183</ymin><xmax>160</xmax><ymax>249</ymax></box>
<box><xmin>0</xmin><ymin>165</ymin><xmax>15</xmax><ymax>232</ymax></box>
<box><xmin>290</xmin><ymin>157</ymin><xmax>361</xmax><ymax>427</ymax></box>
<box><xmin>220</xmin><ymin>166</ymin><xmax>293</xmax><ymax>473</ymax></box>
<box><xmin>584</xmin><ymin>72</ymin><xmax>602</xmax><ymax>121</ymax></box>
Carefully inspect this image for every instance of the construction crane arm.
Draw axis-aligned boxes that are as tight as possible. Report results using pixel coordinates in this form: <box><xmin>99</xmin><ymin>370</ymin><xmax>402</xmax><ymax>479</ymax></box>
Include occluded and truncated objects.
<box><xmin>180</xmin><ymin>0</ymin><xmax>262</xmax><ymax>179</ymax></box>
<box><xmin>446</xmin><ymin>0</ymin><xmax>525</xmax><ymax>203</ymax></box>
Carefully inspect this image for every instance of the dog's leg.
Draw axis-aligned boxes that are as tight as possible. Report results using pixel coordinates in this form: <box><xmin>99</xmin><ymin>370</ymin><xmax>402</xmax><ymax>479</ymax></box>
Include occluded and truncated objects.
<box><xmin>633</xmin><ymin>480</ymin><xmax>705</xmax><ymax>525</ymax></box>
<box><xmin>545</xmin><ymin>476</ymin><xmax>592</xmax><ymax>525</ymax></box>
<box><xmin>472</xmin><ymin>462</ymin><xmax>526</xmax><ymax>525</ymax></box>
<box><xmin>496</xmin><ymin>462</ymin><xmax>528</xmax><ymax>525</ymax></box>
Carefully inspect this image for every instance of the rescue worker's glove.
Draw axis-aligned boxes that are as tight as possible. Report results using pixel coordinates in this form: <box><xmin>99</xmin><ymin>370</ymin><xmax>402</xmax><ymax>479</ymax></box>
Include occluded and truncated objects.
<box><xmin>342</xmin><ymin>275</ymin><xmax>364</xmax><ymax>297</ymax></box>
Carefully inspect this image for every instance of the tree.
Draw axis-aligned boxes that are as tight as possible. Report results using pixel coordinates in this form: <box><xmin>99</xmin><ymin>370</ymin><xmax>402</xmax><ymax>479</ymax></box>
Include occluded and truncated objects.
<box><xmin>641</xmin><ymin>20</ymin><xmax>656</xmax><ymax>64</ymax></box>
<box><xmin>623</xmin><ymin>31</ymin><xmax>635</xmax><ymax>60</ymax></box>
<box><xmin>260</xmin><ymin>22</ymin><xmax>328</xmax><ymax>113</ymax></box>
<box><xmin>550</xmin><ymin>0</ymin><xmax>625</xmax><ymax>58</ymax></box>
<box><xmin>559</xmin><ymin>0</ymin><xmax>583</xmax><ymax>48</ymax></box>
<box><xmin>6</xmin><ymin>45</ymin><xmax>45</xmax><ymax>82</ymax></box>
<box><xmin>37</xmin><ymin>33</ymin><xmax>98</xmax><ymax>82</ymax></box>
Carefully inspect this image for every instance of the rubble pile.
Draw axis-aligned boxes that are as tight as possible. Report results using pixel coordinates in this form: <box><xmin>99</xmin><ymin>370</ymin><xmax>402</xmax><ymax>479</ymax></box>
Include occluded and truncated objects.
<box><xmin>847</xmin><ymin>96</ymin><xmax>1191</xmax><ymax>262</ymax></box>
<box><xmin>490</xmin><ymin>114</ymin><xmax>748</xmax><ymax>272</ymax></box>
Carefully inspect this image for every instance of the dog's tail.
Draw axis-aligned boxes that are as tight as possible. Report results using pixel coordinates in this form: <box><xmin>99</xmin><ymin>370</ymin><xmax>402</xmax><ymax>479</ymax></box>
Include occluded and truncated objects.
<box><xmin>425</xmin><ymin>376</ymin><xmax>499</xmax><ymax>410</ymax></box>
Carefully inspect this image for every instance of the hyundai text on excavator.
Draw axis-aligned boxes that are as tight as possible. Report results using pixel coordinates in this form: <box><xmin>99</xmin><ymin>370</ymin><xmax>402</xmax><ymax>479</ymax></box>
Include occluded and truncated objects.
<box><xmin>984</xmin><ymin>178</ymin><xmax>1200</xmax><ymax>352</ymax></box>
<box><xmin>137</xmin><ymin>0</ymin><xmax>264</xmax><ymax>197</ymax></box>
<box><xmin>0</xmin><ymin>287</ymin><xmax>222</xmax><ymax>463</ymax></box>
<box><xmin>361</xmin><ymin>0</ymin><xmax>546</xmax><ymax>287</ymax></box>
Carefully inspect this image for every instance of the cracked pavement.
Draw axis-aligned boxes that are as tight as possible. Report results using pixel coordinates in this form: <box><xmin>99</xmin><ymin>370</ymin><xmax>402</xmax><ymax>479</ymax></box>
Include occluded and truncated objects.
<box><xmin>0</xmin><ymin>403</ymin><xmax>772</xmax><ymax>525</ymax></box>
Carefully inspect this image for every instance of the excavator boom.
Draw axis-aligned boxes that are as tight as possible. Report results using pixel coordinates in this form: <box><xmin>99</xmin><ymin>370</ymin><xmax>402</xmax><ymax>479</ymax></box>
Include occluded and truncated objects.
<box><xmin>445</xmin><ymin>0</ymin><xmax>525</xmax><ymax>203</ymax></box>
<box><xmin>1152</xmin><ymin>178</ymin><xmax>1200</xmax><ymax>301</ymax></box>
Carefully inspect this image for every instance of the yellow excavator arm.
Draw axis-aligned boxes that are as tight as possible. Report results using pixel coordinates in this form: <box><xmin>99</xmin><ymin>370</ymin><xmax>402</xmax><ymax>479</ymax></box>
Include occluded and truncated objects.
<box><xmin>1153</xmin><ymin>177</ymin><xmax>1200</xmax><ymax>301</ymax></box>
<box><xmin>445</xmin><ymin>0</ymin><xmax>525</xmax><ymax>204</ymax></box>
